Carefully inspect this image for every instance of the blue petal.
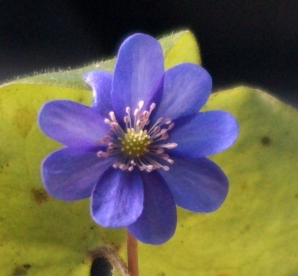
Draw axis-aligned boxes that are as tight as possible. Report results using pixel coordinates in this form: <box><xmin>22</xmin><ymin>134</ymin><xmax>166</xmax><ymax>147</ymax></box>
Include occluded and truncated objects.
<box><xmin>84</xmin><ymin>70</ymin><xmax>113</xmax><ymax>117</ymax></box>
<box><xmin>111</xmin><ymin>34</ymin><xmax>164</xmax><ymax>120</ymax></box>
<box><xmin>153</xmin><ymin>63</ymin><xmax>212</xmax><ymax>121</ymax></box>
<box><xmin>38</xmin><ymin>100</ymin><xmax>109</xmax><ymax>147</ymax></box>
<box><xmin>159</xmin><ymin>157</ymin><xmax>229</xmax><ymax>212</ymax></box>
<box><xmin>128</xmin><ymin>171</ymin><xmax>176</xmax><ymax>244</ymax></box>
<box><xmin>42</xmin><ymin>147</ymin><xmax>113</xmax><ymax>200</ymax></box>
<box><xmin>91</xmin><ymin>168</ymin><xmax>144</xmax><ymax>227</ymax></box>
<box><xmin>168</xmin><ymin>111</ymin><xmax>238</xmax><ymax>158</ymax></box>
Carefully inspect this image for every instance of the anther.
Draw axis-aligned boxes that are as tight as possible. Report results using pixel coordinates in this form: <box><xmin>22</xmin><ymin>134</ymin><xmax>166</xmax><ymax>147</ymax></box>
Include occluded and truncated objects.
<box><xmin>150</xmin><ymin>103</ymin><xmax>156</xmax><ymax>110</ymax></box>
<box><xmin>138</xmin><ymin>101</ymin><xmax>144</xmax><ymax>109</ymax></box>
<box><xmin>164</xmin><ymin>118</ymin><xmax>172</xmax><ymax>124</ymax></box>
<box><xmin>109</xmin><ymin>111</ymin><xmax>116</xmax><ymax>122</ymax></box>
<box><xmin>104</xmin><ymin>118</ymin><xmax>111</xmax><ymax>124</ymax></box>
<box><xmin>134</xmin><ymin>108</ymin><xmax>139</xmax><ymax>117</ymax></box>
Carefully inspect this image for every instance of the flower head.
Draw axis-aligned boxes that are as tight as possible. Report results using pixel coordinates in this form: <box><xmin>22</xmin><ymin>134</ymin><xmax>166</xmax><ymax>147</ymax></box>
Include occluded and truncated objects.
<box><xmin>38</xmin><ymin>33</ymin><xmax>238</xmax><ymax>244</ymax></box>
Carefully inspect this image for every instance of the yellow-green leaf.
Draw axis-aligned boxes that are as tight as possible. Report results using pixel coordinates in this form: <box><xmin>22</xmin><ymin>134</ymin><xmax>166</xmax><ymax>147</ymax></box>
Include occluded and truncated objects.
<box><xmin>0</xmin><ymin>83</ymin><xmax>124</xmax><ymax>275</ymax></box>
<box><xmin>159</xmin><ymin>30</ymin><xmax>201</xmax><ymax>68</ymax></box>
<box><xmin>13</xmin><ymin>30</ymin><xmax>200</xmax><ymax>89</ymax></box>
<box><xmin>133</xmin><ymin>87</ymin><xmax>298</xmax><ymax>275</ymax></box>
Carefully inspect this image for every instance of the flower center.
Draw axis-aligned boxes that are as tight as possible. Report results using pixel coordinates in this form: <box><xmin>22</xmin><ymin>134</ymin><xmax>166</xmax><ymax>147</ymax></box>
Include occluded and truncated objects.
<box><xmin>121</xmin><ymin>129</ymin><xmax>151</xmax><ymax>157</ymax></box>
<box><xmin>97</xmin><ymin>101</ymin><xmax>177</xmax><ymax>172</ymax></box>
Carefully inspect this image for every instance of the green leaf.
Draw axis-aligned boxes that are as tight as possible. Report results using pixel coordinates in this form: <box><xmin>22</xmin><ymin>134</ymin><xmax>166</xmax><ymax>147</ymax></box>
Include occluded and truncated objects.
<box><xmin>133</xmin><ymin>87</ymin><xmax>298</xmax><ymax>275</ymax></box>
<box><xmin>160</xmin><ymin>30</ymin><xmax>202</xmax><ymax>69</ymax></box>
<box><xmin>12</xmin><ymin>30</ymin><xmax>200</xmax><ymax>89</ymax></box>
<box><xmin>0</xmin><ymin>83</ymin><xmax>124</xmax><ymax>275</ymax></box>
<box><xmin>0</xmin><ymin>30</ymin><xmax>201</xmax><ymax>275</ymax></box>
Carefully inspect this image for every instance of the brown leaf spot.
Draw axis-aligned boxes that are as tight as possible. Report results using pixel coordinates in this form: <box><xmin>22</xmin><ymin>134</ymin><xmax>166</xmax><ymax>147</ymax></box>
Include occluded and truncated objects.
<box><xmin>241</xmin><ymin>224</ymin><xmax>251</xmax><ymax>234</ymax></box>
<box><xmin>260</xmin><ymin>136</ymin><xmax>271</xmax><ymax>146</ymax></box>
<box><xmin>23</xmin><ymin>264</ymin><xmax>31</xmax><ymax>270</ymax></box>
<box><xmin>12</xmin><ymin>106</ymin><xmax>36</xmax><ymax>137</ymax></box>
<box><xmin>241</xmin><ymin>180</ymin><xmax>248</xmax><ymax>190</ymax></box>
<box><xmin>0</xmin><ymin>151</ymin><xmax>10</xmax><ymax>173</ymax></box>
<box><xmin>11</xmin><ymin>264</ymin><xmax>31</xmax><ymax>276</ymax></box>
<box><xmin>78</xmin><ymin>97</ymin><xmax>84</xmax><ymax>103</ymax></box>
<box><xmin>31</xmin><ymin>188</ymin><xmax>49</xmax><ymax>205</ymax></box>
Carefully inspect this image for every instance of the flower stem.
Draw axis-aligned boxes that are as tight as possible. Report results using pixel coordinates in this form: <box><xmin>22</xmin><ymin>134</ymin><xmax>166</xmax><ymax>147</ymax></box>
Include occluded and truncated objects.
<box><xmin>127</xmin><ymin>230</ymin><xmax>139</xmax><ymax>276</ymax></box>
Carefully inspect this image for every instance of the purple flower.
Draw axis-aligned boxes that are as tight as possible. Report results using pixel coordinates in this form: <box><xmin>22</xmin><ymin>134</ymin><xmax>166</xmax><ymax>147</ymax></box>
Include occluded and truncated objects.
<box><xmin>38</xmin><ymin>33</ymin><xmax>238</xmax><ymax>245</ymax></box>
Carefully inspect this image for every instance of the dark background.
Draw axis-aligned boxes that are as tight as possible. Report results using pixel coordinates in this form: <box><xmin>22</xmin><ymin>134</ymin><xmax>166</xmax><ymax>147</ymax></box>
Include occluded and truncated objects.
<box><xmin>1</xmin><ymin>1</ymin><xmax>298</xmax><ymax>104</ymax></box>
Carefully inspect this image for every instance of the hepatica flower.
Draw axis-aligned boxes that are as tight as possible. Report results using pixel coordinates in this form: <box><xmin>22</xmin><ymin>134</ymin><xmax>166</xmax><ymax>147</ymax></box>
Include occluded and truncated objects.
<box><xmin>38</xmin><ymin>33</ymin><xmax>238</xmax><ymax>244</ymax></box>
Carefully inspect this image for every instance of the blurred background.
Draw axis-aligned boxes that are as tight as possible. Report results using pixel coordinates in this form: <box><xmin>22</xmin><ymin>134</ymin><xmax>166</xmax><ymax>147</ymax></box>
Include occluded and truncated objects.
<box><xmin>1</xmin><ymin>1</ymin><xmax>298</xmax><ymax>104</ymax></box>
